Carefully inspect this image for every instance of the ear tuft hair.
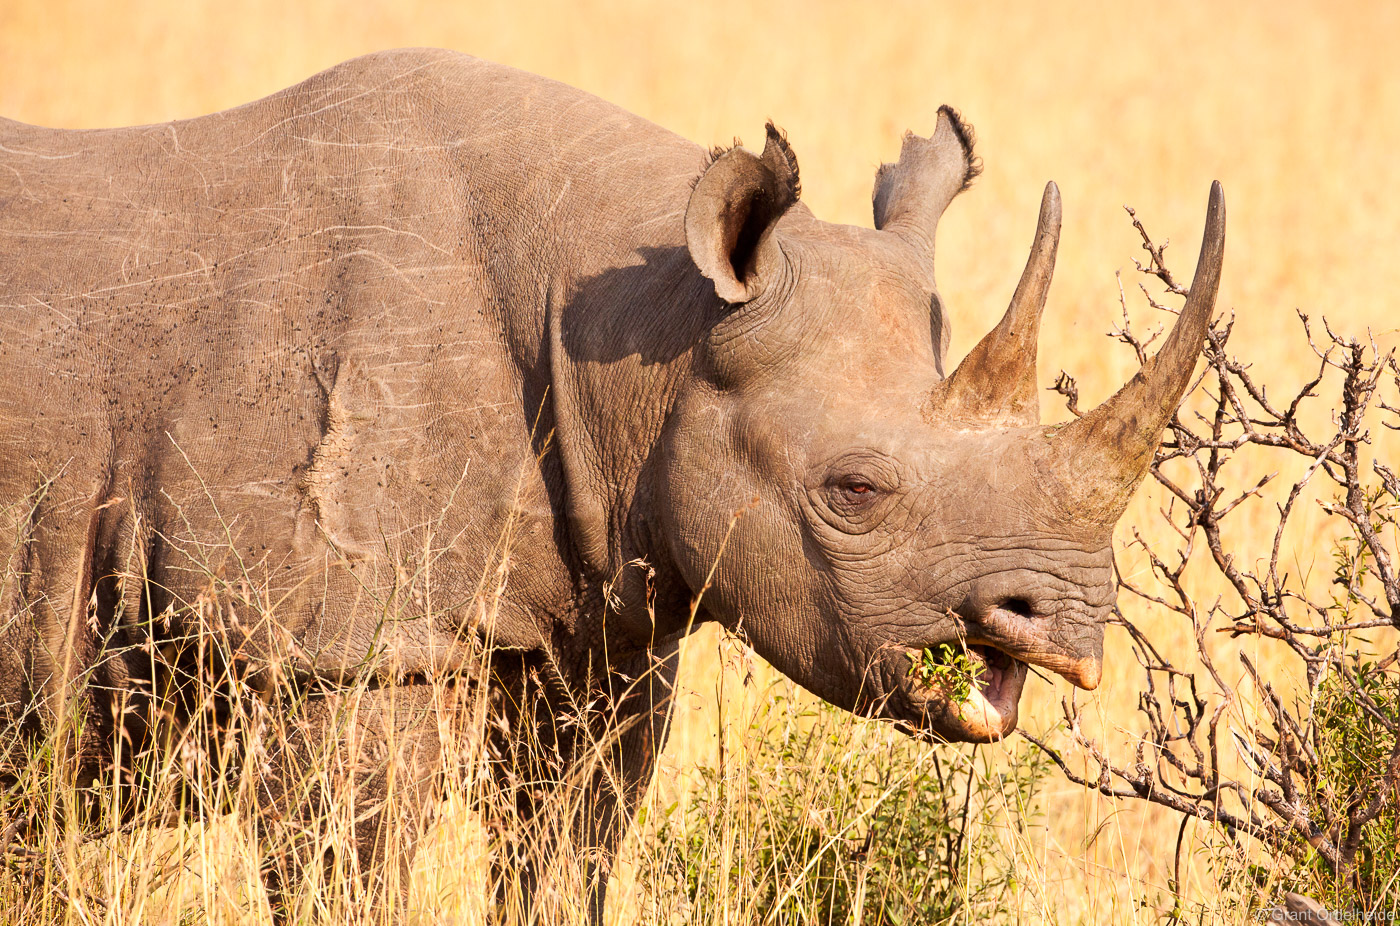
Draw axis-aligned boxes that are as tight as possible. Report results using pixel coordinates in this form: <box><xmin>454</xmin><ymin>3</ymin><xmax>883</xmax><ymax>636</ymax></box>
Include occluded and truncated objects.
<box><xmin>695</xmin><ymin>138</ymin><xmax>745</xmax><ymax>189</ymax></box>
<box><xmin>935</xmin><ymin>104</ymin><xmax>983</xmax><ymax>191</ymax></box>
<box><xmin>762</xmin><ymin>121</ymin><xmax>801</xmax><ymax>202</ymax></box>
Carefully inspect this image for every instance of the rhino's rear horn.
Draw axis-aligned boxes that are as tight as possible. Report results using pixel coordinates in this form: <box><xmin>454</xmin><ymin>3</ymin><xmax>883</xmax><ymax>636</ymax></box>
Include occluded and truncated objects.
<box><xmin>926</xmin><ymin>181</ymin><xmax>1061</xmax><ymax>427</ymax></box>
<box><xmin>872</xmin><ymin>105</ymin><xmax>981</xmax><ymax>254</ymax></box>
<box><xmin>686</xmin><ymin>123</ymin><xmax>801</xmax><ymax>304</ymax></box>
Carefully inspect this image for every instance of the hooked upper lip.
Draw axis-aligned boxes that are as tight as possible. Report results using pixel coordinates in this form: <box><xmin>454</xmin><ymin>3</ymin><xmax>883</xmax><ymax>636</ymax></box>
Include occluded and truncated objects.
<box><xmin>963</xmin><ymin>603</ymin><xmax>1104</xmax><ymax>691</ymax></box>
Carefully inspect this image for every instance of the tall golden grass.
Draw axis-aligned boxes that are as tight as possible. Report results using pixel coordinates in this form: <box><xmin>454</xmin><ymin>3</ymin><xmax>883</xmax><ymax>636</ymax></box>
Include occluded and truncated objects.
<box><xmin>2</xmin><ymin>1</ymin><xmax>1397</xmax><ymax>923</ymax></box>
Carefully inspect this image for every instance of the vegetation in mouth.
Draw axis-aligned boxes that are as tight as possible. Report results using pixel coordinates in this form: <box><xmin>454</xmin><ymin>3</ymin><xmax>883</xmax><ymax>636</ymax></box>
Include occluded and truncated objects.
<box><xmin>907</xmin><ymin>642</ymin><xmax>985</xmax><ymax>704</ymax></box>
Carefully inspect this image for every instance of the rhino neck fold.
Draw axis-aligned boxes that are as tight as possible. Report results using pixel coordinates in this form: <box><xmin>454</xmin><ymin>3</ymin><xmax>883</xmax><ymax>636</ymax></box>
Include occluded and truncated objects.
<box><xmin>544</xmin><ymin>249</ymin><xmax>717</xmax><ymax>647</ymax></box>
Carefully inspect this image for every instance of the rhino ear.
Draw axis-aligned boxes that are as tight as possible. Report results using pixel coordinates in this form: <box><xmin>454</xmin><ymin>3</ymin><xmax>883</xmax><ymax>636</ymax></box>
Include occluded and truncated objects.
<box><xmin>873</xmin><ymin>106</ymin><xmax>980</xmax><ymax>254</ymax></box>
<box><xmin>686</xmin><ymin>123</ymin><xmax>801</xmax><ymax>304</ymax></box>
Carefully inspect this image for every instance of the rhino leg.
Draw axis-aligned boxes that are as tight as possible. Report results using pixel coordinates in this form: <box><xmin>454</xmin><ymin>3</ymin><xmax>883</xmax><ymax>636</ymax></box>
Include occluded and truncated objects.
<box><xmin>0</xmin><ymin>472</ymin><xmax>120</xmax><ymax>802</ymax></box>
<box><xmin>256</xmin><ymin>680</ymin><xmax>445</xmax><ymax>923</ymax></box>
<box><xmin>579</xmin><ymin>635</ymin><xmax>681</xmax><ymax>921</ymax></box>
<box><xmin>487</xmin><ymin>633</ymin><xmax>680</xmax><ymax>923</ymax></box>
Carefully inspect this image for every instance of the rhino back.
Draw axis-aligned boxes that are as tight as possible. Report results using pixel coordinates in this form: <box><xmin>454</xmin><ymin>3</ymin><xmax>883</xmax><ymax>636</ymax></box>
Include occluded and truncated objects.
<box><xmin>0</xmin><ymin>49</ymin><xmax>706</xmax><ymax>713</ymax></box>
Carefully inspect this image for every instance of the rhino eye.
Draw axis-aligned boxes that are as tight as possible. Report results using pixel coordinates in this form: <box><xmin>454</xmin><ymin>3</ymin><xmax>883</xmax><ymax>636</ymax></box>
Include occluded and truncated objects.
<box><xmin>808</xmin><ymin>454</ymin><xmax>899</xmax><ymax>532</ymax></box>
<box><xmin>836</xmin><ymin>477</ymin><xmax>878</xmax><ymax>504</ymax></box>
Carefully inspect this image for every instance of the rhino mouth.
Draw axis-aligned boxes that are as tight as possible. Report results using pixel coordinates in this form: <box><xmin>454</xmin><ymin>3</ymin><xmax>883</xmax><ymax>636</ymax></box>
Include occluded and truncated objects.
<box><xmin>895</xmin><ymin>641</ymin><xmax>1028</xmax><ymax>742</ymax></box>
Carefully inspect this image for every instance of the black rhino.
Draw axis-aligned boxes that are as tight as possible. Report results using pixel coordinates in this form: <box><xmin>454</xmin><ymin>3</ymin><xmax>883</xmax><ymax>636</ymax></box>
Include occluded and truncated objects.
<box><xmin>0</xmin><ymin>48</ymin><xmax>1223</xmax><ymax>918</ymax></box>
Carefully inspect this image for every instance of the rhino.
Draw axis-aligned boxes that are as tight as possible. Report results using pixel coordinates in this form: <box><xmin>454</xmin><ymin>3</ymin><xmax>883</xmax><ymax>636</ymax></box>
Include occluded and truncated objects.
<box><xmin>0</xmin><ymin>48</ymin><xmax>1224</xmax><ymax>918</ymax></box>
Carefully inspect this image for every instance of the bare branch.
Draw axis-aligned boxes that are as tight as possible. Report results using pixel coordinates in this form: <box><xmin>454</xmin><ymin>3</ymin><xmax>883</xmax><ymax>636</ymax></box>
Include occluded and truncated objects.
<box><xmin>1042</xmin><ymin>205</ymin><xmax>1400</xmax><ymax>907</ymax></box>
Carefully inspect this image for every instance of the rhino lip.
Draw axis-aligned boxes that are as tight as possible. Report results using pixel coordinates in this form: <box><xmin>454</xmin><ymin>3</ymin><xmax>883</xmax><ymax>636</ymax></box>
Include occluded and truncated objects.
<box><xmin>900</xmin><ymin>642</ymin><xmax>1028</xmax><ymax>741</ymax></box>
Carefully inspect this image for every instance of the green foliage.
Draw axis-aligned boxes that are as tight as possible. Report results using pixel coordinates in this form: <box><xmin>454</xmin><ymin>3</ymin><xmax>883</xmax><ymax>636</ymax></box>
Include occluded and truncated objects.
<box><xmin>1304</xmin><ymin>650</ymin><xmax>1400</xmax><ymax>911</ymax></box>
<box><xmin>1295</xmin><ymin>483</ymin><xmax>1400</xmax><ymax>911</ymax></box>
<box><xmin>645</xmin><ymin>692</ymin><xmax>1049</xmax><ymax>924</ymax></box>
<box><xmin>906</xmin><ymin>644</ymin><xmax>984</xmax><ymax>706</ymax></box>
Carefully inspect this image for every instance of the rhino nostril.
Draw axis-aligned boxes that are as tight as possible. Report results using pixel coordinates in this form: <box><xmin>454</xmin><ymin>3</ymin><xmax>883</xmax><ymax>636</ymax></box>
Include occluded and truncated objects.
<box><xmin>1001</xmin><ymin>598</ymin><xmax>1034</xmax><ymax>618</ymax></box>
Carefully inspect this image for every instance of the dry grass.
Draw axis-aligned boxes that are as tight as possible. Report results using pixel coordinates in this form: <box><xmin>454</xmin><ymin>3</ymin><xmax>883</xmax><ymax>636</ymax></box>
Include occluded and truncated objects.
<box><xmin>3</xmin><ymin>1</ymin><xmax>1398</xmax><ymax>923</ymax></box>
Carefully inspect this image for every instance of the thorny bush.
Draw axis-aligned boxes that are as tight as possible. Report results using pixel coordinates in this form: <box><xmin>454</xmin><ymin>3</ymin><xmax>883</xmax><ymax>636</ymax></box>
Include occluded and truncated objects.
<box><xmin>1032</xmin><ymin>206</ymin><xmax>1400</xmax><ymax>915</ymax></box>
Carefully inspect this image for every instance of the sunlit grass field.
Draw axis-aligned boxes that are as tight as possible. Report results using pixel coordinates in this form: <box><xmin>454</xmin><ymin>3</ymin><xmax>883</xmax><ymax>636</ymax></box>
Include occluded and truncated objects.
<box><xmin>2</xmin><ymin>1</ymin><xmax>1398</xmax><ymax>922</ymax></box>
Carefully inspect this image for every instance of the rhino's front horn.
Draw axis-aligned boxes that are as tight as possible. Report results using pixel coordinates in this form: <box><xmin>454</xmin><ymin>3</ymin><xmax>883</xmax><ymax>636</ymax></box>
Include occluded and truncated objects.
<box><xmin>927</xmin><ymin>181</ymin><xmax>1061</xmax><ymax>427</ymax></box>
<box><xmin>1052</xmin><ymin>181</ymin><xmax>1227</xmax><ymax>524</ymax></box>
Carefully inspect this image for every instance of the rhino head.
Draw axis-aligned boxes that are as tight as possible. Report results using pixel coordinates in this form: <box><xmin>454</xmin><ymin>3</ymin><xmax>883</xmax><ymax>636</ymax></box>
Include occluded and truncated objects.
<box><xmin>658</xmin><ymin>109</ymin><xmax>1224</xmax><ymax>742</ymax></box>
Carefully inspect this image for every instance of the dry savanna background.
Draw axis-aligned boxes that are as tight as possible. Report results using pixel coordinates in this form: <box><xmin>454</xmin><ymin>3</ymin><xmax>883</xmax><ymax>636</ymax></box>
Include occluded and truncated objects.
<box><xmin>2</xmin><ymin>0</ymin><xmax>1398</xmax><ymax>923</ymax></box>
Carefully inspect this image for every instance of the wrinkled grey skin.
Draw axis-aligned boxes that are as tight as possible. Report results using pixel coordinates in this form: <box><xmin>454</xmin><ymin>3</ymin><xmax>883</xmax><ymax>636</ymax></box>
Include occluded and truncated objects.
<box><xmin>0</xmin><ymin>49</ymin><xmax>1225</xmax><ymax>918</ymax></box>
